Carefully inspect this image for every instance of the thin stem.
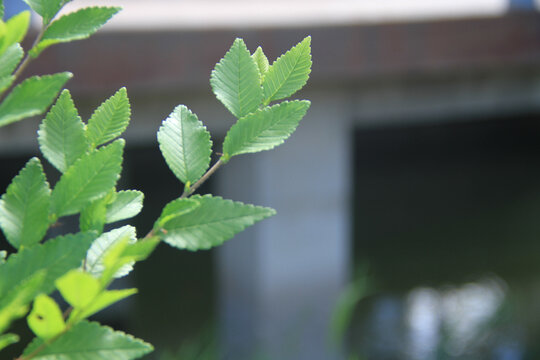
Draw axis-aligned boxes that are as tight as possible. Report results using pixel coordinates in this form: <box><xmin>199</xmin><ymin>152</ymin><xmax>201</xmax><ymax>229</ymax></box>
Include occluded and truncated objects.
<box><xmin>180</xmin><ymin>158</ymin><xmax>224</xmax><ymax>199</ymax></box>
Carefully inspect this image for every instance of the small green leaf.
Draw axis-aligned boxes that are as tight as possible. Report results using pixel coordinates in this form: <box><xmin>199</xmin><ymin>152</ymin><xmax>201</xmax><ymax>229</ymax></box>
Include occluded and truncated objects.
<box><xmin>120</xmin><ymin>237</ymin><xmax>159</xmax><ymax>262</ymax></box>
<box><xmin>23</xmin><ymin>321</ymin><xmax>153</xmax><ymax>359</ymax></box>
<box><xmin>154</xmin><ymin>198</ymin><xmax>199</xmax><ymax>230</ymax></box>
<box><xmin>56</xmin><ymin>270</ymin><xmax>100</xmax><ymax>309</ymax></box>
<box><xmin>223</xmin><ymin>100</ymin><xmax>310</xmax><ymax>159</ymax></box>
<box><xmin>262</xmin><ymin>36</ymin><xmax>312</xmax><ymax>105</ymax></box>
<box><xmin>27</xmin><ymin>294</ymin><xmax>65</xmax><ymax>340</ymax></box>
<box><xmin>0</xmin><ymin>45</ymin><xmax>22</xmax><ymax>75</ymax></box>
<box><xmin>38</xmin><ymin>89</ymin><xmax>89</xmax><ymax>173</ymax></box>
<box><xmin>1</xmin><ymin>11</ymin><xmax>30</xmax><ymax>54</ymax></box>
<box><xmin>76</xmin><ymin>288</ymin><xmax>137</xmax><ymax>320</ymax></box>
<box><xmin>50</xmin><ymin>139</ymin><xmax>124</xmax><ymax>218</ymax></box>
<box><xmin>0</xmin><ymin>333</ymin><xmax>19</xmax><ymax>352</ymax></box>
<box><xmin>162</xmin><ymin>195</ymin><xmax>275</xmax><ymax>251</ymax></box>
<box><xmin>80</xmin><ymin>191</ymin><xmax>113</xmax><ymax>234</ymax></box>
<box><xmin>105</xmin><ymin>190</ymin><xmax>144</xmax><ymax>223</ymax></box>
<box><xmin>23</xmin><ymin>0</ymin><xmax>64</xmax><ymax>25</ymax></box>
<box><xmin>0</xmin><ymin>250</ymin><xmax>6</xmax><ymax>264</ymax></box>
<box><xmin>99</xmin><ymin>236</ymin><xmax>159</xmax><ymax>286</ymax></box>
<box><xmin>86</xmin><ymin>87</ymin><xmax>131</xmax><ymax>148</ymax></box>
<box><xmin>86</xmin><ymin>225</ymin><xmax>136</xmax><ymax>279</ymax></box>
<box><xmin>31</xmin><ymin>6</ymin><xmax>121</xmax><ymax>57</ymax></box>
<box><xmin>0</xmin><ymin>43</ymin><xmax>23</xmax><ymax>93</ymax></box>
<box><xmin>157</xmin><ymin>105</ymin><xmax>212</xmax><ymax>185</ymax></box>
<box><xmin>210</xmin><ymin>38</ymin><xmax>262</xmax><ymax>118</ymax></box>
<box><xmin>0</xmin><ymin>157</ymin><xmax>51</xmax><ymax>249</ymax></box>
<box><xmin>0</xmin><ymin>72</ymin><xmax>72</xmax><ymax>128</ymax></box>
<box><xmin>252</xmin><ymin>46</ymin><xmax>269</xmax><ymax>82</ymax></box>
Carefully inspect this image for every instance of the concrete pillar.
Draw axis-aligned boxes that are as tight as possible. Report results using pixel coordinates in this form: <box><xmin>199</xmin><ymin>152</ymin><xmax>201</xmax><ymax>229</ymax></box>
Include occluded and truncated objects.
<box><xmin>216</xmin><ymin>94</ymin><xmax>352</xmax><ymax>360</ymax></box>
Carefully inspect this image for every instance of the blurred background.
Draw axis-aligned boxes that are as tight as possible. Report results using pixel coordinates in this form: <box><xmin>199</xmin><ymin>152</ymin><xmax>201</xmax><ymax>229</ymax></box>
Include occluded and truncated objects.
<box><xmin>2</xmin><ymin>0</ymin><xmax>540</xmax><ymax>359</ymax></box>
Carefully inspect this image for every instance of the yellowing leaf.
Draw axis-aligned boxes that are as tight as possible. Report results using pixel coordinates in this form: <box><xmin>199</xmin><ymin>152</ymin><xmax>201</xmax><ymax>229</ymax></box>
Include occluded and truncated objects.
<box><xmin>27</xmin><ymin>294</ymin><xmax>65</xmax><ymax>339</ymax></box>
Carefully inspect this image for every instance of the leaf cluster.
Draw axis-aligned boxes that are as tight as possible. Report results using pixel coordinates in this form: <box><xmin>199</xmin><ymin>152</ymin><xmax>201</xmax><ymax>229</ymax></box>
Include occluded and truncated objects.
<box><xmin>0</xmin><ymin>0</ymin><xmax>119</xmax><ymax>128</ymax></box>
<box><xmin>0</xmin><ymin>1</ymin><xmax>312</xmax><ymax>358</ymax></box>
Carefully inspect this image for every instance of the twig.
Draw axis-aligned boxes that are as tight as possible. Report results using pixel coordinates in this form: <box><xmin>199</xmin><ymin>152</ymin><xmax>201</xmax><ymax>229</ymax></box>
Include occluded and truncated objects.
<box><xmin>180</xmin><ymin>158</ymin><xmax>224</xmax><ymax>199</ymax></box>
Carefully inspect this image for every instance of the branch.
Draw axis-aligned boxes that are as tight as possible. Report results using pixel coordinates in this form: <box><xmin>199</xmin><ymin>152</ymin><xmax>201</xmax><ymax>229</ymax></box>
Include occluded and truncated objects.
<box><xmin>180</xmin><ymin>158</ymin><xmax>224</xmax><ymax>199</ymax></box>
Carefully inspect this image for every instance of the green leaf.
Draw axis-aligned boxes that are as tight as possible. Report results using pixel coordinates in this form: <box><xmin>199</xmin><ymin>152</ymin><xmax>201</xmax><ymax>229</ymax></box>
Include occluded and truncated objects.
<box><xmin>0</xmin><ymin>233</ymin><xmax>92</xmax><ymax>333</ymax></box>
<box><xmin>0</xmin><ymin>75</ymin><xmax>13</xmax><ymax>95</ymax></box>
<box><xmin>0</xmin><ymin>157</ymin><xmax>51</xmax><ymax>249</ymax></box>
<box><xmin>79</xmin><ymin>194</ymin><xmax>109</xmax><ymax>234</ymax></box>
<box><xmin>50</xmin><ymin>139</ymin><xmax>124</xmax><ymax>218</ymax></box>
<box><xmin>0</xmin><ymin>2</ymin><xmax>4</xmax><ymax>20</ymax></box>
<box><xmin>30</xmin><ymin>6</ymin><xmax>121</xmax><ymax>57</ymax></box>
<box><xmin>100</xmin><ymin>236</ymin><xmax>159</xmax><ymax>286</ymax></box>
<box><xmin>262</xmin><ymin>36</ymin><xmax>312</xmax><ymax>105</ymax></box>
<box><xmin>0</xmin><ymin>43</ymin><xmax>23</xmax><ymax>93</ymax></box>
<box><xmin>86</xmin><ymin>87</ymin><xmax>131</xmax><ymax>149</ymax></box>
<box><xmin>0</xmin><ymin>11</ymin><xmax>30</xmax><ymax>54</ymax></box>
<box><xmin>154</xmin><ymin>198</ymin><xmax>199</xmax><ymax>230</ymax></box>
<box><xmin>0</xmin><ymin>271</ymin><xmax>45</xmax><ymax>334</ymax></box>
<box><xmin>120</xmin><ymin>238</ymin><xmax>159</xmax><ymax>262</ymax></box>
<box><xmin>0</xmin><ymin>250</ymin><xmax>6</xmax><ymax>264</ymax></box>
<box><xmin>222</xmin><ymin>100</ymin><xmax>310</xmax><ymax>159</ymax></box>
<box><xmin>38</xmin><ymin>89</ymin><xmax>89</xmax><ymax>173</ymax></box>
<box><xmin>75</xmin><ymin>288</ymin><xmax>137</xmax><ymax>321</ymax></box>
<box><xmin>0</xmin><ymin>232</ymin><xmax>94</xmax><ymax>301</ymax></box>
<box><xmin>210</xmin><ymin>38</ymin><xmax>262</xmax><ymax>118</ymax></box>
<box><xmin>105</xmin><ymin>190</ymin><xmax>144</xmax><ymax>223</ymax></box>
<box><xmin>86</xmin><ymin>225</ymin><xmax>136</xmax><ymax>279</ymax></box>
<box><xmin>162</xmin><ymin>195</ymin><xmax>275</xmax><ymax>251</ymax></box>
<box><xmin>0</xmin><ymin>333</ymin><xmax>19</xmax><ymax>352</ymax></box>
<box><xmin>56</xmin><ymin>270</ymin><xmax>100</xmax><ymax>309</ymax></box>
<box><xmin>0</xmin><ymin>72</ymin><xmax>72</xmax><ymax>128</ymax></box>
<box><xmin>80</xmin><ymin>190</ymin><xmax>114</xmax><ymax>234</ymax></box>
<box><xmin>27</xmin><ymin>294</ymin><xmax>65</xmax><ymax>339</ymax></box>
<box><xmin>23</xmin><ymin>0</ymin><xmax>64</xmax><ymax>25</ymax></box>
<box><xmin>252</xmin><ymin>46</ymin><xmax>269</xmax><ymax>82</ymax></box>
<box><xmin>23</xmin><ymin>320</ymin><xmax>153</xmax><ymax>359</ymax></box>
<box><xmin>157</xmin><ymin>105</ymin><xmax>212</xmax><ymax>186</ymax></box>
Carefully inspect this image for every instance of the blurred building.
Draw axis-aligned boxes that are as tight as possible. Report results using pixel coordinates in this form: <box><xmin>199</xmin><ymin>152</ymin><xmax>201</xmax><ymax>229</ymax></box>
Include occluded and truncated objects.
<box><xmin>2</xmin><ymin>1</ymin><xmax>540</xmax><ymax>359</ymax></box>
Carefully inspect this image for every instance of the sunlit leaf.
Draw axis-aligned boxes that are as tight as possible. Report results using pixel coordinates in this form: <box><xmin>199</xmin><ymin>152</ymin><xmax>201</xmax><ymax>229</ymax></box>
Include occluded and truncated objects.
<box><xmin>56</xmin><ymin>270</ymin><xmax>100</xmax><ymax>309</ymax></box>
<box><xmin>157</xmin><ymin>105</ymin><xmax>212</xmax><ymax>186</ymax></box>
<box><xmin>262</xmin><ymin>36</ymin><xmax>311</xmax><ymax>104</ymax></box>
<box><xmin>27</xmin><ymin>294</ymin><xmax>65</xmax><ymax>339</ymax></box>
<box><xmin>0</xmin><ymin>72</ymin><xmax>72</xmax><ymax>127</ymax></box>
<box><xmin>31</xmin><ymin>6</ymin><xmax>120</xmax><ymax>57</ymax></box>
<box><xmin>86</xmin><ymin>225</ymin><xmax>136</xmax><ymax>279</ymax></box>
<box><xmin>23</xmin><ymin>321</ymin><xmax>153</xmax><ymax>359</ymax></box>
<box><xmin>38</xmin><ymin>89</ymin><xmax>89</xmax><ymax>173</ymax></box>
<box><xmin>0</xmin><ymin>333</ymin><xmax>19</xmax><ymax>352</ymax></box>
<box><xmin>105</xmin><ymin>190</ymin><xmax>144</xmax><ymax>223</ymax></box>
<box><xmin>222</xmin><ymin>100</ymin><xmax>310</xmax><ymax>160</ymax></box>
<box><xmin>23</xmin><ymin>0</ymin><xmax>64</xmax><ymax>25</ymax></box>
<box><xmin>162</xmin><ymin>195</ymin><xmax>275</xmax><ymax>250</ymax></box>
<box><xmin>252</xmin><ymin>46</ymin><xmax>269</xmax><ymax>82</ymax></box>
<box><xmin>50</xmin><ymin>139</ymin><xmax>124</xmax><ymax>218</ymax></box>
<box><xmin>210</xmin><ymin>38</ymin><xmax>262</xmax><ymax>118</ymax></box>
<box><xmin>0</xmin><ymin>157</ymin><xmax>51</xmax><ymax>249</ymax></box>
<box><xmin>154</xmin><ymin>198</ymin><xmax>199</xmax><ymax>230</ymax></box>
<box><xmin>0</xmin><ymin>11</ymin><xmax>30</xmax><ymax>54</ymax></box>
<box><xmin>86</xmin><ymin>87</ymin><xmax>131</xmax><ymax>148</ymax></box>
<box><xmin>0</xmin><ymin>44</ymin><xmax>23</xmax><ymax>93</ymax></box>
